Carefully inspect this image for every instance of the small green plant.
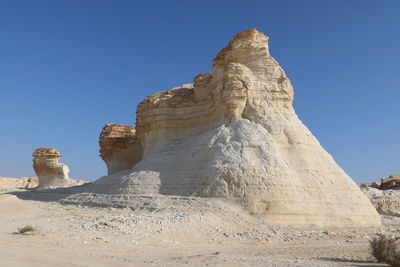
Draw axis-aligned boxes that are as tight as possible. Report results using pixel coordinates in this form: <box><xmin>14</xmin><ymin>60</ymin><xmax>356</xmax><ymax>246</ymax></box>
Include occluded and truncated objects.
<box><xmin>18</xmin><ymin>225</ymin><xmax>36</xmax><ymax>234</ymax></box>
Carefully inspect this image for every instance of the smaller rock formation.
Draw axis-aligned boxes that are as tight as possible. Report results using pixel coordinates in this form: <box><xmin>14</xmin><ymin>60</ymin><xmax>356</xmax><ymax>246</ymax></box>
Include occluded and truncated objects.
<box><xmin>360</xmin><ymin>174</ymin><xmax>400</xmax><ymax>190</ymax></box>
<box><xmin>33</xmin><ymin>148</ymin><xmax>74</xmax><ymax>189</ymax></box>
<box><xmin>381</xmin><ymin>175</ymin><xmax>400</xmax><ymax>190</ymax></box>
<box><xmin>99</xmin><ymin>124</ymin><xmax>143</xmax><ymax>175</ymax></box>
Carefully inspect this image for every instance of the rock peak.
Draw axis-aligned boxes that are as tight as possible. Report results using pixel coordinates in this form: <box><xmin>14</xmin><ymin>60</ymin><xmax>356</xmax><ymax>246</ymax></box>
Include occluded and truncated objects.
<box><xmin>212</xmin><ymin>28</ymin><xmax>271</xmax><ymax>69</ymax></box>
<box><xmin>233</xmin><ymin>28</ymin><xmax>268</xmax><ymax>40</ymax></box>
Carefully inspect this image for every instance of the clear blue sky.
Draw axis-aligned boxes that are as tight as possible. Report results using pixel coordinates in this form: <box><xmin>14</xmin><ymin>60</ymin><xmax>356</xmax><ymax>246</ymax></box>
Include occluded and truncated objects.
<box><xmin>0</xmin><ymin>0</ymin><xmax>399</xmax><ymax>182</ymax></box>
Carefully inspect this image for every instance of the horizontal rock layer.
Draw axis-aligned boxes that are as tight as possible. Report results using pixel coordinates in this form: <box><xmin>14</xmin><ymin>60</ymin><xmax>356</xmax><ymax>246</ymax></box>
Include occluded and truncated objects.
<box><xmin>99</xmin><ymin>124</ymin><xmax>143</xmax><ymax>175</ymax></box>
<box><xmin>33</xmin><ymin>147</ymin><xmax>74</xmax><ymax>189</ymax></box>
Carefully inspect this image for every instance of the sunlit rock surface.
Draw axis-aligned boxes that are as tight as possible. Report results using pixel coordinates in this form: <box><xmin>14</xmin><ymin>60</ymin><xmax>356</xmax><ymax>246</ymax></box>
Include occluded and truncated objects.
<box><xmin>33</xmin><ymin>148</ymin><xmax>74</xmax><ymax>189</ymax></box>
<box><xmin>99</xmin><ymin>123</ymin><xmax>143</xmax><ymax>175</ymax></box>
<box><xmin>79</xmin><ymin>29</ymin><xmax>380</xmax><ymax>228</ymax></box>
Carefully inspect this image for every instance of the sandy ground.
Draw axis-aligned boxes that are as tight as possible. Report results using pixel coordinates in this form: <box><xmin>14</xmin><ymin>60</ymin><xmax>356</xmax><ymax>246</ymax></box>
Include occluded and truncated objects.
<box><xmin>0</xmin><ymin>184</ymin><xmax>391</xmax><ymax>266</ymax></box>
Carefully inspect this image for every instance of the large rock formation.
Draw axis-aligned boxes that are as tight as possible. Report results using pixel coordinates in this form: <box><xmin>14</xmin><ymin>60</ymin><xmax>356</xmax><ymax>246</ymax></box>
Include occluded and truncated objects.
<box><xmin>83</xmin><ymin>29</ymin><xmax>380</xmax><ymax>228</ymax></box>
<box><xmin>32</xmin><ymin>148</ymin><xmax>74</xmax><ymax>189</ymax></box>
<box><xmin>99</xmin><ymin>123</ymin><xmax>143</xmax><ymax>175</ymax></box>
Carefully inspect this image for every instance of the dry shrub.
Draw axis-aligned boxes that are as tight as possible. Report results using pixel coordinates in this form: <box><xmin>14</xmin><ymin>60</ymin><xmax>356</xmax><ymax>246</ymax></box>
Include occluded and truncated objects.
<box><xmin>389</xmin><ymin>254</ymin><xmax>400</xmax><ymax>267</ymax></box>
<box><xmin>370</xmin><ymin>235</ymin><xmax>400</xmax><ymax>265</ymax></box>
<box><xmin>18</xmin><ymin>225</ymin><xmax>36</xmax><ymax>234</ymax></box>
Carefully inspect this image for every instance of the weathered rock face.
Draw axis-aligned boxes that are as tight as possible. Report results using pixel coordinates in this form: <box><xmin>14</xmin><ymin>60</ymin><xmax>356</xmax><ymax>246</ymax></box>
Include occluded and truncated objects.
<box><xmin>99</xmin><ymin>123</ymin><xmax>143</xmax><ymax>175</ymax></box>
<box><xmin>88</xmin><ymin>29</ymin><xmax>380</xmax><ymax>228</ymax></box>
<box><xmin>32</xmin><ymin>148</ymin><xmax>74</xmax><ymax>189</ymax></box>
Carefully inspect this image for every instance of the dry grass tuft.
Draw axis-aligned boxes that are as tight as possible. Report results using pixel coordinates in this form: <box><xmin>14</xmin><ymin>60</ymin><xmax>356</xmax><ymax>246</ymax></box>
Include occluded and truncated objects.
<box><xmin>389</xmin><ymin>254</ymin><xmax>400</xmax><ymax>267</ymax></box>
<box><xmin>370</xmin><ymin>235</ymin><xmax>400</xmax><ymax>266</ymax></box>
<box><xmin>18</xmin><ymin>225</ymin><xmax>36</xmax><ymax>235</ymax></box>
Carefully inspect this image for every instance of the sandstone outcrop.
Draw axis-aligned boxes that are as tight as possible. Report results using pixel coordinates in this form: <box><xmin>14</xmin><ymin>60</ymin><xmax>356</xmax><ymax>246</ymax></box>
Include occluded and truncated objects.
<box><xmin>33</xmin><ymin>148</ymin><xmax>74</xmax><ymax>189</ymax></box>
<box><xmin>360</xmin><ymin>174</ymin><xmax>400</xmax><ymax>190</ymax></box>
<box><xmin>381</xmin><ymin>175</ymin><xmax>400</xmax><ymax>190</ymax></box>
<box><xmin>99</xmin><ymin>123</ymin><xmax>143</xmax><ymax>175</ymax></box>
<box><xmin>81</xmin><ymin>29</ymin><xmax>380</xmax><ymax>228</ymax></box>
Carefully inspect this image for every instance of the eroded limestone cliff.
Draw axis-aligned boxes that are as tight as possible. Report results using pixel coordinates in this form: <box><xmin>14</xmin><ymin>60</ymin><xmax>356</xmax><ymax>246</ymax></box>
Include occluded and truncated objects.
<box><xmin>86</xmin><ymin>29</ymin><xmax>380</xmax><ymax>228</ymax></box>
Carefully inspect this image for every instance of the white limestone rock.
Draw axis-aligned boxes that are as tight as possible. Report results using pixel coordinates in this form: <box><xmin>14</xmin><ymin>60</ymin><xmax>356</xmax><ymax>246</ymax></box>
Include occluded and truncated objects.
<box><xmin>32</xmin><ymin>147</ymin><xmax>75</xmax><ymax>189</ymax></box>
<box><xmin>81</xmin><ymin>29</ymin><xmax>380</xmax><ymax>228</ymax></box>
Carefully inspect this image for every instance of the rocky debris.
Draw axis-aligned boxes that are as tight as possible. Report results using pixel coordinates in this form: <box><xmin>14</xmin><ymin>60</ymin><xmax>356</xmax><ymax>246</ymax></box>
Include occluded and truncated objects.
<box><xmin>33</xmin><ymin>148</ymin><xmax>75</xmax><ymax>189</ymax></box>
<box><xmin>67</xmin><ymin>29</ymin><xmax>380</xmax><ymax>228</ymax></box>
<box><xmin>99</xmin><ymin>123</ymin><xmax>143</xmax><ymax>175</ymax></box>
<box><xmin>361</xmin><ymin>186</ymin><xmax>400</xmax><ymax>215</ymax></box>
<box><xmin>360</xmin><ymin>174</ymin><xmax>400</xmax><ymax>190</ymax></box>
<box><xmin>361</xmin><ymin>185</ymin><xmax>400</xmax><ymax>233</ymax></box>
<box><xmin>359</xmin><ymin>181</ymin><xmax>380</xmax><ymax>189</ymax></box>
<box><xmin>381</xmin><ymin>175</ymin><xmax>400</xmax><ymax>189</ymax></box>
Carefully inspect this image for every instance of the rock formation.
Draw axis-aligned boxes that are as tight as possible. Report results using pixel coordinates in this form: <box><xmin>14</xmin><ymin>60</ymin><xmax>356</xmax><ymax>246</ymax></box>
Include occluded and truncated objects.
<box><xmin>81</xmin><ymin>29</ymin><xmax>380</xmax><ymax>228</ymax></box>
<box><xmin>99</xmin><ymin>123</ymin><xmax>143</xmax><ymax>175</ymax></box>
<box><xmin>360</xmin><ymin>174</ymin><xmax>400</xmax><ymax>190</ymax></box>
<box><xmin>32</xmin><ymin>148</ymin><xmax>74</xmax><ymax>189</ymax></box>
<box><xmin>381</xmin><ymin>175</ymin><xmax>400</xmax><ymax>190</ymax></box>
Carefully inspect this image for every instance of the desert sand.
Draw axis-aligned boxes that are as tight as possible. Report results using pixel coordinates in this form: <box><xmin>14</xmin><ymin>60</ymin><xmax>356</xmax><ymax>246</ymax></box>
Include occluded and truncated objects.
<box><xmin>0</xmin><ymin>180</ymin><xmax>395</xmax><ymax>266</ymax></box>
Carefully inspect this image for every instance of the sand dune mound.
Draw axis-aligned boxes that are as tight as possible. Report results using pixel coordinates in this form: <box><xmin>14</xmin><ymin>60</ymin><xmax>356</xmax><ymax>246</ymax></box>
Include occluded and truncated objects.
<box><xmin>65</xmin><ymin>29</ymin><xmax>380</xmax><ymax>228</ymax></box>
